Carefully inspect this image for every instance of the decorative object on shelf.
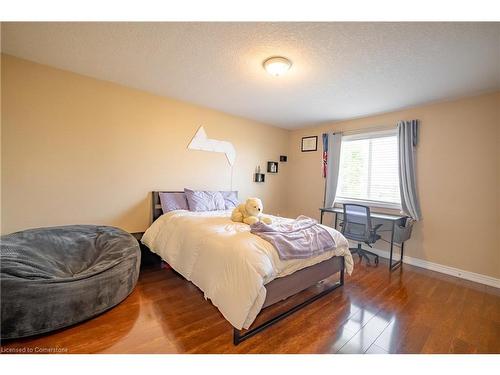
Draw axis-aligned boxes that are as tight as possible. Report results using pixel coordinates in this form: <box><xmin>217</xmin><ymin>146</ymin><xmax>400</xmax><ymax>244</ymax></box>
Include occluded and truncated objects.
<box><xmin>254</xmin><ymin>173</ymin><xmax>265</xmax><ymax>183</ymax></box>
<box><xmin>187</xmin><ymin>126</ymin><xmax>236</xmax><ymax>166</ymax></box>
<box><xmin>267</xmin><ymin>161</ymin><xmax>278</xmax><ymax>173</ymax></box>
<box><xmin>254</xmin><ymin>165</ymin><xmax>265</xmax><ymax>183</ymax></box>
<box><xmin>301</xmin><ymin>136</ymin><xmax>318</xmax><ymax>152</ymax></box>
<box><xmin>280</xmin><ymin>155</ymin><xmax>287</xmax><ymax>162</ymax></box>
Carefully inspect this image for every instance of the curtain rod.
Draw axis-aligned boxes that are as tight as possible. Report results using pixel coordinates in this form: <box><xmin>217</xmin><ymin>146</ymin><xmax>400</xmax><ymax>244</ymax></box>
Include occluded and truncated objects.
<box><xmin>335</xmin><ymin>124</ymin><xmax>396</xmax><ymax>136</ymax></box>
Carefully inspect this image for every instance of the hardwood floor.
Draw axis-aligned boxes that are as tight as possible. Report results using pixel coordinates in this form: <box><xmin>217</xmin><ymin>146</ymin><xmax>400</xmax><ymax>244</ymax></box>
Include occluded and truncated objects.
<box><xmin>1</xmin><ymin>258</ymin><xmax>499</xmax><ymax>354</ymax></box>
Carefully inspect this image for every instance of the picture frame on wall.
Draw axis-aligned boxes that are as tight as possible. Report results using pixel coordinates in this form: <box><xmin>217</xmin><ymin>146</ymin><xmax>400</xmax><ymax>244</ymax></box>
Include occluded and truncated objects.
<box><xmin>301</xmin><ymin>136</ymin><xmax>318</xmax><ymax>152</ymax></box>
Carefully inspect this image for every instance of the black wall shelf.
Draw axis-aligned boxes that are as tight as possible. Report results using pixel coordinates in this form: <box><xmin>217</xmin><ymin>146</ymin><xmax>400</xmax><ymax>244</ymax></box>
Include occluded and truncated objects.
<box><xmin>254</xmin><ymin>173</ymin><xmax>265</xmax><ymax>183</ymax></box>
<box><xmin>267</xmin><ymin>161</ymin><xmax>278</xmax><ymax>173</ymax></box>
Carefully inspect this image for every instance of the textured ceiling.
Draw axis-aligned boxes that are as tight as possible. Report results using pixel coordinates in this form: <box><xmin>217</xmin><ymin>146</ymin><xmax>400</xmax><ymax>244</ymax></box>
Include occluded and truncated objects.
<box><xmin>2</xmin><ymin>22</ymin><xmax>499</xmax><ymax>129</ymax></box>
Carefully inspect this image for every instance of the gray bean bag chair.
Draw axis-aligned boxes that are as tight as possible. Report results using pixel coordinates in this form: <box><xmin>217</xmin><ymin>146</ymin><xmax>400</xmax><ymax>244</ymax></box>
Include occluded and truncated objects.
<box><xmin>0</xmin><ymin>225</ymin><xmax>140</xmax><ymax>339</ymax></box>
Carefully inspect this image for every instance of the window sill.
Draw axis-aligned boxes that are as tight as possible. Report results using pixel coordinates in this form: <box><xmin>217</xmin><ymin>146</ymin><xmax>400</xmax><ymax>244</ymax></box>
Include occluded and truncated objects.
<box><xmin>334</xmin><ymin>198</ymin><xmax>402</xmax><ymax>213</ymax></box>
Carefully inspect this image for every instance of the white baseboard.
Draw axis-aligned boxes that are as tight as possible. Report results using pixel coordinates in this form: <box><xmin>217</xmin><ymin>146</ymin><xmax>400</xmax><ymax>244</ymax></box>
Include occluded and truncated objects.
<box><xmin>358</xmin><ymin>245</ymin><xmax>500</xmax><ymax>289</ymax></box>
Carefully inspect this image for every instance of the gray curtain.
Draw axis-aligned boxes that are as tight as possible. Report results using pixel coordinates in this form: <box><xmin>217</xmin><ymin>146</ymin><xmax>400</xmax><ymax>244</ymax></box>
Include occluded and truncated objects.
<box><xmin>324</xmin><ymin>132</ymin><xmax>342</xmax><ymax>207</ymax></box>
<box><xmin>398</xmin><ymin>120</ymin><xmax>421</xmax><ymax>220</ymax></box>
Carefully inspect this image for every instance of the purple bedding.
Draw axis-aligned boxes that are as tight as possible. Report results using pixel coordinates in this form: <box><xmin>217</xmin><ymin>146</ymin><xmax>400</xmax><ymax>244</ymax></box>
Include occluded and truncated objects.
<box><xmin>250</xmin><ymin>215</ymin><xmax>336</xmax><ymax>260</ymax></box>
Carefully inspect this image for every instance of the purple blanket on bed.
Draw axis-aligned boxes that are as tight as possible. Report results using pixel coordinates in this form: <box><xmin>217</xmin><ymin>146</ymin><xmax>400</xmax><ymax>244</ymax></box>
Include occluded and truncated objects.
<box><xmin>250</xmin><ymin>215</ymin><xmax>336</xmax><ymax>260</ymax></box>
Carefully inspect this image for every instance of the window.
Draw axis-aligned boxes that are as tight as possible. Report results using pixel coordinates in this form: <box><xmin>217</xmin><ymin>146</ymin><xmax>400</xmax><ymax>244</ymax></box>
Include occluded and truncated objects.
<box><xmin>336</xmin><ymin>129</ymin><xmax>401</xmax><ymax>209</ymax></box>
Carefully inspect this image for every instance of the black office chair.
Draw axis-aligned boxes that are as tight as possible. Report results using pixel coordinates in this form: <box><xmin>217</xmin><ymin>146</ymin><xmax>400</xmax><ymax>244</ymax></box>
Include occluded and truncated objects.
<box><xmin>340</xmin><ymin>204</ymin><xmax>383</xmax><ymax>265</ymax></box>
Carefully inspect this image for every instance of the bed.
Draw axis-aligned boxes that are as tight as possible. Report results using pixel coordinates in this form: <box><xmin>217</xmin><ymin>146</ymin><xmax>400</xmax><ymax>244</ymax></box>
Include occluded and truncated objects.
<box><xmin>142</xmin><ymin>191</ymin><xmax>353</xmax><ymax>344</ymax></box>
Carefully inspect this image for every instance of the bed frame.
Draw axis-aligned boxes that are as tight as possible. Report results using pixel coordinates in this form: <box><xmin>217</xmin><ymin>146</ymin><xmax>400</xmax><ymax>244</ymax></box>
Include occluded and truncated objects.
<box><xmin>151</xmin><ymin>191</ymin><xmax>345</xmax><ymax>345</ymax></box>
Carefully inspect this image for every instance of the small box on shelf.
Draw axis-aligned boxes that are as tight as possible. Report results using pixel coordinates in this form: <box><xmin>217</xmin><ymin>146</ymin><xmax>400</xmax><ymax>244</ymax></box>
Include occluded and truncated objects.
<box><xmin>254</xmin><ymin>173</ymin><xmax>265</xmax><ymax>183</ymax></box>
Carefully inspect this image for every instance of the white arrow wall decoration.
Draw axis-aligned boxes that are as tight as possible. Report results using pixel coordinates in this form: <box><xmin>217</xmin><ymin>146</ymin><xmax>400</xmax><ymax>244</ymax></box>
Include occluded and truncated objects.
<box><xmin>187</xmin><ymin>126</ymin><xmax>236</xmax><ymax>166</ymax></box>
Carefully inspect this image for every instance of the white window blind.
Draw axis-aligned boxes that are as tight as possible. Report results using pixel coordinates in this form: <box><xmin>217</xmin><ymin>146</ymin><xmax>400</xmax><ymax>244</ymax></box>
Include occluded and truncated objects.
<box><xmin>336</xmin><ymin>129</ymin><xmax>401</xmax><ymax>208</ymax></box>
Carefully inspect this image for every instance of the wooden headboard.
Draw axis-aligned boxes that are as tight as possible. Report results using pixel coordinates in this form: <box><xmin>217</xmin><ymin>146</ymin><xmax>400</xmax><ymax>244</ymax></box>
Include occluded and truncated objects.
<box><xmin>151</xmin><ymin>191</ymin><xmax>183</xmax><ymax>223</ymax></box>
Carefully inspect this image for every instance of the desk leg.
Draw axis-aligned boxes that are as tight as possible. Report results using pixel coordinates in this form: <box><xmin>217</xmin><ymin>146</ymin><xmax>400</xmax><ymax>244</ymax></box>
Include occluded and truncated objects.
<box><xmin>389</xmin><ymin>222</ymin><xmax>404</xmax><ymax>272</ymax></box>
<box><xmin>389</xmin><ymin>221</ymin><xmax>395</xmax><ymax>270</ymax></box>
<box><xmin>334</xmin><ymin>213</ymin><xmax>338</xmax><ymax>230</ymax></box>
<box><xmin>320</xmin><ymin>211</ymin><xmax>324</xmax><ymax>224</ymax></box>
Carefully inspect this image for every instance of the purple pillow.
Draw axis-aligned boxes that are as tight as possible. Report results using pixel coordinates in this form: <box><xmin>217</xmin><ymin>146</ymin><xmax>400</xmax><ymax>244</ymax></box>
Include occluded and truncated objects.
<box><xmin>159</xmin><ymin>192</ymin><xmax>189</xmax><ymax>213</ymax></box>
<box><xmin>220</xmin><ymin>191</ymin><xmax>239</xmax><ymax>209</ymax></box>
<box><xmin>184</xmin><ymin>189</ymin><xmax>226</xmax><ymax>212</ymax></box>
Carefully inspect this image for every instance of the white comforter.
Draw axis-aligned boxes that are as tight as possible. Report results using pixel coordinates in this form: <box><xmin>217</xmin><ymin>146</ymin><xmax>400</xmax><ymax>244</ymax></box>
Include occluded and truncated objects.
<box><xmin>142</xmin><ymin>210</ymin><xmax>353</xmax><ymax>329</ymax></box>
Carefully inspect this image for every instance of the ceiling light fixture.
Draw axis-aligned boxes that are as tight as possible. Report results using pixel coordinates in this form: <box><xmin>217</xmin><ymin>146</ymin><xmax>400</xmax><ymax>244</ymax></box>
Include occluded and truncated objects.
<box><xmin>263</xmin><ymin>56</ymin><xmax>292</xmax><ymax>77</ymax></box>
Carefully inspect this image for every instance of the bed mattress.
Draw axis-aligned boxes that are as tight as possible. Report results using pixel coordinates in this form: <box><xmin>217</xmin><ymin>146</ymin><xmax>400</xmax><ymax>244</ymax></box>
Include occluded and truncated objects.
<box><xmin>142</xmin><ymin>210</ymin><xmax>353</xmax><ymax>329</ymax></box>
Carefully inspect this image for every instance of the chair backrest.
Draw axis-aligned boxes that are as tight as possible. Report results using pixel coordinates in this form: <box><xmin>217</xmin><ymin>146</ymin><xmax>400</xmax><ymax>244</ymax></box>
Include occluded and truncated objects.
<box><xmin>341</xmin><ymin>204</ymin><xmax>372</xmax><ymax>242</ymax></box>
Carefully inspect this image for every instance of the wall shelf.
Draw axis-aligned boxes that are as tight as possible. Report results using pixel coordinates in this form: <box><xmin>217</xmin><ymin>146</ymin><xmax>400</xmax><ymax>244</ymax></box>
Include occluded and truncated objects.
<box><xmin>267</xmin><ymin>161</ymin><xmax>278</xmax><ymax>173</ymax></box>
<box><xmin>254</xmin><ymin>173</ymin><xmax>265</xmax><ymax>183</ymax></box>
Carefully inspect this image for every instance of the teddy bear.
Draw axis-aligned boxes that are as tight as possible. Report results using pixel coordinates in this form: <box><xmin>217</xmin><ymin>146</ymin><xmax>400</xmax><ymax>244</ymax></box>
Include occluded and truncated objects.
<box><xmin>231</xmin><ymin>197</ymin><xmax>272</xmax><ymax>225</ymax></box>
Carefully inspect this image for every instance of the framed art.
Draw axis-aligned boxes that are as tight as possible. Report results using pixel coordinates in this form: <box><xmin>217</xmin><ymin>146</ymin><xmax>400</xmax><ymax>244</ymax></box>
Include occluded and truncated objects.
<box><xmin>301</xmin><ymin>136</ymin><xmax>318</xmax><ymax>152</ymax></box>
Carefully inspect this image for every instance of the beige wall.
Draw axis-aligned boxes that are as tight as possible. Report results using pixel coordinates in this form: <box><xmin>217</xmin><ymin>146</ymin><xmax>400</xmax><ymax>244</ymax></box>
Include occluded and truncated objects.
<box><xmin>2</xmin><ymin>54</ymin><xmax>499</xmax><ymax>280</ymax></box>
<box><xmin>0</xmin><ymin>49</ymin><xmax>2</xmax><ymax>233</ymax></box>
<box><xmin>1</xmin><ymin>55</ymin><xmax>290</xmax><ymax>234</ymax></box>
<box><xmin>286</xmin><ymin>92</ymin><xmax>500</xmax><ymax>279</ymax></box>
